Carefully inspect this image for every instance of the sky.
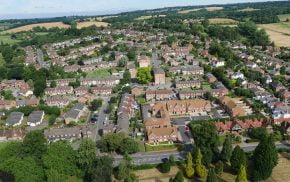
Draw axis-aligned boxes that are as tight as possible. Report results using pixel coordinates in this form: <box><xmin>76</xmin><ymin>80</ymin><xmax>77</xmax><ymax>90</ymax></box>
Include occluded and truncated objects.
<box><xmin>0</xmin><ymin>0</ymin><xmax>283</xmax><ymax>19</ymax></box>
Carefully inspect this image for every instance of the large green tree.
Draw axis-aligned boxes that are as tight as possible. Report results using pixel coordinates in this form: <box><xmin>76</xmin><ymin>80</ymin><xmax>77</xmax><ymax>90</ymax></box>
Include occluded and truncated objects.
<box><xmin>43</xmin><ymin>141</ymin><xmax>78</xmax><ymax>179</ymax></box>
<box><xmin>252</xmin><ymin>136</ymin><xmax>278</xmax><ymax>181</ymax></box>
<box><xmin>230</xmin><ymin>146</ymin><xmax>246</xmax><ymax>174</ymax></box>
<box><xmin>21</xmin><ymin>130</ymin><xmax>47</xmax><ymax>160</ymax></box>
<box><xmin>220</xmin><ymin>135</ymin><xmax>232</xmax><ymax>162</ymax></box>
<box><xmin>184</xmin><ymin>152</ymin><xmax>194</xmax><ymax>178</ymax></box>
<box><xmin>76</xmin><ymin>139</ymin><xmax>96</xmax><ymax>172</ymax></box>
<box><xmin>91</xmin><ymin>156</ymin><xmax>113</xmax><ymax>182</ymax></box>
<box><xmin>137</xmin><ymin>67</ymin><xmax>152</xmax><ymax>84</ymax></box>
<box><xmin>206</xmin><ymin>168</ymin><xmax>217</xmax><ymax>182</ymax></box>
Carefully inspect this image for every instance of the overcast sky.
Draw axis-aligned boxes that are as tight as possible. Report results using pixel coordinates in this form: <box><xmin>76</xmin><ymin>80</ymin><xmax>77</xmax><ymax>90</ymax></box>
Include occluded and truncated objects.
<box><xmin>0</xmin><ymin>0</ymin><xmax>283</xmax><ymax>19</ymax></box>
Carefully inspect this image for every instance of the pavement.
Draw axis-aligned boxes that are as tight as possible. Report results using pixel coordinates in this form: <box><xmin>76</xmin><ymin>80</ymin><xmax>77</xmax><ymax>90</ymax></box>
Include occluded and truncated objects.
<box><xmin>113</xmin><ymin>141</ymin><xmax>290</xmax><ymax>166</ymax></box>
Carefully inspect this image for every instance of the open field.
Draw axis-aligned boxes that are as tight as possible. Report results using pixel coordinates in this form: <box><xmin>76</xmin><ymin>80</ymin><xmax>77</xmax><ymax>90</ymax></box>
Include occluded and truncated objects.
<box><xmin>86</xmin><ymin>69</ymin><xmax>111</xmax><ymax>78</ymax></box>
<box><xmin>136</xmin><ymin>15</ymin><xmax>166</xmax><ymax>20</ymax></box>
<box><xmin>0</xmin><ymin>34</ymin><xmax>21</xmax><ymax>44</ymax></box>
<box><xmin>178</xmin><ymin>6</ymin><xmax>223</xmax><ymax>14</ymax></box>
<box><xmin>208</xmin><ymin>18</ymin><xmax>238</xmax><ymax>24</ymax></box>
<box><xmin>266</xmin><ymin>153</ymin><xmax>290</xmax><ymax>182</ymax></box>
<box><xmin>206</xmin><ymin>7</ymin><xmax>224</xmax><ymax>11</ymax></box>
<box><xmin>259</xmin><ymin>22</ymin><xmax>290</xmax><ymax>47</ymax></box>
<box><xmin>178</xmin><ymin>8</ymin><xmax>202</xmax><ymax>14</ymax></box>
<box><xmin>278</xmin><ymin>14</ymin><xmax>290</xmax><ymax>21</ymax></box>
<box><xmin>237</xmin><ymin>7</ymin><xmax>260</xmax><ymax>12</ymax></box>
<box><xmin>6</xmin><ymin>22</ymin><xmax>70</xmax><ymax>33</ymax></box>
<box><xmin>135</xmin><ymin>166</ymin><xmax>191</xmax><ymax>182</ymax></box>
<box><xmin>76</xmin><ymin>21</ymin><xmax>109</xmax><ymax>29</ymax></box>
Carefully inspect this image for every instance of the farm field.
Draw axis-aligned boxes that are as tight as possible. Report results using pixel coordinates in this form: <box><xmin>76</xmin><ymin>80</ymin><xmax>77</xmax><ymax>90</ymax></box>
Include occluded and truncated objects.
<box><xmin>208</xmin><ymin>18</ymin><xmax>238</xmax><ymax>24</ymax></box>
<box><xmin>6</xmin><ymin>22</ymin><xmax>70</xmax><ymax>33</ymax></box>
<box><xmin>259</xmin><ymin>22</ymin><xmax>290</xmax><ymax>47</ymax></box>
<box><xmin>237</xmin><ymin>7</ymin><xmax>260</xmax><ymax>12</ymax></box>
<box><xmin>76</xmin><ymin>21</ymin><xmax>109</xmax><ymax>29</ymax></box>
<box><xmin>178</xmin><ymin>6</ymin><xmax>223</xmax><ymax>14</ymax></box>
<box><xmin>278</xmin><ymin>14</ymin><xmax>290</xmax><ymax>21</ymax></box>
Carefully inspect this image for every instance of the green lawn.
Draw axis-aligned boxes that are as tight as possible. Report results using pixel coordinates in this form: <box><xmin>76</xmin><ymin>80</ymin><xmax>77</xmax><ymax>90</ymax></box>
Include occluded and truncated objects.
<box><xmin>0</xmin><ymin>141</ymin><xmax>12</xmax><ymax>150</ymax></box>
<box><xmin>202</xmin><ymin>81</ymin><xmax>212</xmax><ymax>90</ymax></box>
<box><xmin>86</xmin><ymin>69</ymin><xmax>111</xmax><ymax>78</ymax></box>
<box><xmin>0</xmin><ymin>34</ymin><xmax>21</xmax><ymax>45</ymax></box>
<box><xmin>218</xmin><ymin>135</ymin><xmax>226</xmax><ymax>146</ymax></box>
<box><xmin>145</xmin><ymin>143</ymin><xmax>179</xmax><ymax>152</ymax></box>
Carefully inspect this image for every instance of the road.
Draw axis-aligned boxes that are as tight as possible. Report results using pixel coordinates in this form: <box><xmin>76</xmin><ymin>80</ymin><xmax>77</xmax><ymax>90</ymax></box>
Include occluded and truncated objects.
<box><xmin>152</xmin><ymin>52</ymin><xmax>161</xmax><ymax>68</ymax></box>
<box><xmin>113</xmin><ymin>141</ymin><xmax>290</xmax><ymax>166</ymax></box>
<box><xmin>95</xmin><ymin>97</ymin><xmax>110</xmax><ymax>141</ymax></box>
<box><xmin>37</xmin><ymin>49</ymin><xmax>50</xmax><ymax>69</ymax></box>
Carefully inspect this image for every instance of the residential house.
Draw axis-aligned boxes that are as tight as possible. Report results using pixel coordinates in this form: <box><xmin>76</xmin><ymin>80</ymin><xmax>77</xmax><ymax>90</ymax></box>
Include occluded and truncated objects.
<box><xmin>154</xmin><ymin>68</ymin><xmax>166</xmax><ymax>85</ymax></box>
<box><xmin>27</xmin><ymin>111</ymin><xmax>44</xmax><ymax>127</ymax></box>
<box><xmin>5</xmin><ymin>112</ymin><xmax>24</xmax><ymax>127</ymax></box>
<box><xmin>46</xmin><ymin>97</ymin><xmax>70</xmax><ymax>108</ymax></box>
<box><xmin>138</xmin><ymin>55</ymin><xmax>151</xmax><ymax>67</ymax></box>
<box><xmin>146</xmin><ymin>89</ymin><xmax>175</xmax><ymax>101</ymax></box>
<box><xmin>0</xmin><ymin>129</ymin><xmax>26</xmax><ymax>141</ymax></box>
<box><xmin>176</xmin><ymin>80</ymin><xmax>201</xmax><ymax>89</ymax></box>
<box><xmin>45</xmin><ymin>86</ymin><xmax>74</xmax><ymax>96</ymax></box>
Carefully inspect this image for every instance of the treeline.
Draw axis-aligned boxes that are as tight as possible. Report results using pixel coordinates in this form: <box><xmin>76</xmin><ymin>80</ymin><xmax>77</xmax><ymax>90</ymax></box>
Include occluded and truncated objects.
<box><xmin>0</xmin><ymin>130</ymin><xmax>112</xmax><ymax>182</ymax></box>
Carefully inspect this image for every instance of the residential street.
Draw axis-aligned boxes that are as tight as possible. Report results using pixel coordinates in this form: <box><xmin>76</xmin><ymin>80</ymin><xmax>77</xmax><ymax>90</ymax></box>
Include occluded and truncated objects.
<box><xmin>36</xmin><ymin>49</ymin><xmax>50</xmax><ymax>69</ymax></box>
<box><xmin>113</xmin><ymin>141</ymin><xmax>290</xmax><ymax>166</ymax></box>
<box><xmin>95</xmin><ymin>97</ymin><xmax>110</xmax><ymax>141</ymax></box>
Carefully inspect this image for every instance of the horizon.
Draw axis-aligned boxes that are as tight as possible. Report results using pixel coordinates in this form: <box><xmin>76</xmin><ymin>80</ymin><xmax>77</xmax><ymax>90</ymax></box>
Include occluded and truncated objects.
<box><xmin>0</xmin><ymin>0</ymin><xmax>284</xmax><ymax>20</ymax></box>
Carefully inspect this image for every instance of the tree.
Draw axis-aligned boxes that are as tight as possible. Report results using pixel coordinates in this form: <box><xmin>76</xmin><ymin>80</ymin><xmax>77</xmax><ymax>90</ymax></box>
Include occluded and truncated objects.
<box><xmin>191</xmin><ymin>122</ymin><xmax>219</xmax><ymax>165</ymax></box>
<box><xmin>76</xmin><ymin>139</ymin><xmax>96</xmax><ymax>173</ymax></box>
<box><xmin>220</xmin><ymin>135</ymin><xmax>233</xmax><ymax>162</ymax></box>
<box><xmin>21</xmin><ymin>130</ymin><xmax>47</xmax><ymax>160</ymax></box>
<box><xmin>90</xmin><ymin>98</ymin><xmax>103</xmax><ymax>111</ymax></box>
<box><xmin>170</xmin><ymin>171</ymin><xmax>184</xmax><ymax>182</ymax></box>
<box><xmin>0</xmin><ymin>157</ymin><xmax>44</xmax><ymax>182</ymax></box>
<box><xmin>137</xmin><ymin>67</ymin><xmax>152</xmax><ymax>84</ymax></box>
<box><xmin>159</xmin><ymin>160</ymin><xmax>171</xmax><ymax>173</ymax></box>
<box><xmin>122</xmin><ymin>70</ymin><xmax>131</xmax><ymax>84</ymax></box>
<box><xmin>230</xmin><ymin>146</ymin><xmax>246</xmax><ymax>173</ymax></box>
<box><xmin>184</xmin><ymin>152</ymin><xmax>194</xmax><ymax>178</ymax></box>
<box><xmin>46</xmin><ymin>169</ymin><xmax>67</xmax><ymax>182</ymax></box>
<box><xmin>119</xmin><ymin>138</ymin><xmax>139</xmax><ymax>154</ymax></box>
<box><xmin>116</xmin><ymin>156</ymin><xmax>137</xmax><ymax>181</ymax></box>
<box><xmin>215</xmin><ymin>161</ymin><xmax>224</xmax><ymax>175</ymax></box>
<box><xmin>91</xmin><ymin>156</ymin><xmax>113</xmax><ymax>182</ymax></box>
<box><xmin>195</xmin><ymin>148</ymin><xmax>207</xmax><ymax>178</ymax></box>
<box><xmin>252</xmin><ymin>136</ymin><xmax>278</xmax><ymax>181</ymax></box>
<box><xmin>1</xmin><ymin>90</ymin><xmax>15</xmax><ymax>100</ymax></box>
<box><xmin>235</xmin><ymin>164</ymin><xmax>247</xmax><ymax>182</ymax></box>
<box><xmin>43</xmin><ymin>141</ymin><xmax>78</xmax><ymax>179</ymax></box>
<box><xmin>248</xmin><ymin>127</ymin><xmax>268</xmax><ymax>140</ymax></box>
<box><xmin>206</xmin><ymin>168</ymin><xmax>217</xmax><ymax>182</ymax></box>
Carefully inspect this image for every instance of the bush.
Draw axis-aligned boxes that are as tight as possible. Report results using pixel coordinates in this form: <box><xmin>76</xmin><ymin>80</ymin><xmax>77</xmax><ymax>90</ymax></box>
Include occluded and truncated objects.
<box><xmin>196</xmin><ymin>164</ymin><xmax>207</xmax><ymax>178</ymax></box>
<box><xmin>214</xmin><ymin>161</ymin><xmax>223</xmax><ymax>175</ymax></box>
<box><xmin>247</xmin><ymin>127</ymin><xmax>268</xmax><ymax>140</ymax></box>
<box><xmin>159</xmin><ymin>160</ymin><xmax>171</xmax><ymax>173</ymax></box>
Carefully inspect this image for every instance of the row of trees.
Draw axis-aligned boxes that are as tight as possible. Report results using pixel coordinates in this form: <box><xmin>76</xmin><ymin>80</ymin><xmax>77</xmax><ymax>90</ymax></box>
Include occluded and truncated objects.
<box><xmin>0</xmin><ymin>130</ymin><xmax>113</xmax><ymax>182</ymax></box>
<box><xmin>190</xmin><ymin>122</ymin><xmax>278</xmax><ymax>181</ymax></box>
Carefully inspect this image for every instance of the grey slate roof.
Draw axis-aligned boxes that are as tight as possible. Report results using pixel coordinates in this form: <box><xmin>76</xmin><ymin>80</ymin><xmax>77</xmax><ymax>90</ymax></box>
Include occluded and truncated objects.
<box><xmin>6</xmin><ymin>112</ymin><xmax>24</xmax><ymax>126</ymax></box>
<box><xmin>28</xmin><ymin>111</ymin><xmax>44</xmax><ymax>124</ymax></box>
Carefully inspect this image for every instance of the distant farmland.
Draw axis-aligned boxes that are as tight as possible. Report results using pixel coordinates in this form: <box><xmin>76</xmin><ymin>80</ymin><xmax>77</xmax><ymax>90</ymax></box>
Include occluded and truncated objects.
<box><xmin>208</xmin><ymin>18</ymin><xmax>238</xmax><ymax>25</ymax></box>
<box><xmin>259</xmin><ymin>22</ymin><xmax>290</xmax><ymax>47</ymax></box>
<box><xmin>178</xmin><ymin>6</ymin><xmax>223</xmax><ymax>14</ymax></box>
<box><xmin>5</xmin><ymin>21</ymin><xmax>109</xmax><ymax>33</ymax></box>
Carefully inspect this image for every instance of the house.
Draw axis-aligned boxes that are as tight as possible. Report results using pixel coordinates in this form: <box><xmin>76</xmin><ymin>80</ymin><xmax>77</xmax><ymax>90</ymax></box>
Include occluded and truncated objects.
<box><xmin>211</xmin><ymin>60</ymin><xmax>225</xmax><ymax>67</ymax></box>
<box><xmin>116</xmin><ymin>94</ymin><xmax>136</xmax><ymax>134</ymax></box>
<box><xmin>44</xmin><ymin>124</ymin><xmax>96</xmax><ymax>142</ymax></box>
<box><xmin>231</xmin><ymin>72</ymin><xmax>244</xmax><ymax>80</ymax></box>
<box><xmin>90</xmin><ymin>87</ymin><xmax>112</xmax><ymax>95</ymax></box>
<box><xmin>279</xmin><ymin>89</ymin><xmax>290</xmax><ymax>102</ymax></box>
<box><xmin>27</xmin><ymin>111</ymin><xmax>44</xmax><ymax>127</ymax></box>
<box><xmin>127</xmin><ymin>63</ymin><xmax>137</xmax><ymax>78</ymax></box>
<box><xmin>6</xmin><ymin>112</ymin><xmax>24</xmax><ymax>127</ymax></box>
<box><xmin>63</xmin><ymin>103</ymin><xmax>86</xmax><ymax>124</ymax></box>
<box><xmin>131</xmin><ymin>87</ymin><xmax>143</xmax><ymax>97</ymax></box>
<box><xmin>80</xmin><ymin>77</ymin><xmax>120</xmax><ymax>86</ymax></box>
<box><xmin>46</xmin><ymin>97</ymin><xmax>70</xmax><ymax>107</ymax></box>
<box><xmin>218</xmin><ymin>96</ymin><xmax>247</xmax><ymax>117</ymax></box>
<box><xmin>0</xmin><ymin>129</ymin><xmax>26</xmax><ymax>141</ymax></box>
<box><xmin>138</xmin><ymin>55</ymin><xmax>151</xmax><ymax>67</ymax></box>
<box><xmin>154</xmin><ymin>68</ymin><xmax>166</xmax><ymax>85</ymax></box>
<box><xmin>45</xmin><ymin>86</ymin><xmax>74</xmax><ymax>96</ymax></box>
<box><xmin>0</xmin><ymin>100</ymin><xmax>16</xmax><ymax>110</ymax></box>
<box><xmin>74</xmin><ymin>87</ymin><xmax>89</xmax><ymax>97</ymax></box>
<box><xmin>178</xmin><ymin>90</ymin><xmax>206</xmax><ymax>99</ymax></box>
<box><xmin>206</xmin><ymin>73</ymin><xmax>217</xmax><ymax>83</ymax></box>
<box><xmin>64</xmin><ymin>65</ymin><xmax>80</xmax><ymax>72</ymax></box>
<box><xmin>272</xmin><ymin>106</ymin><xmax>290</xmax><ymax>120</ymax></box>
<box><xmin>176</xmin><ymin>80</ymin><xmax>201</xmax><ymax>89</ymax></box>
<box><xmin>215</xmin><ymin>118</ymin><xmax>269</xmax><ymax>133</ymax></box>
<box><xmin>146</xmin><ymin>89</ymin><xmax>174</xmax><ymax>101</ymax></box>
<box><xmin>181</xmin><ymin>66</ymin><xmax>204</xmax><ymax>75</ymax></box>
<box><xmin>147</xmin><ymin>126</ymin><xmax>178</xmax><ymax>144</ymax></box>
<box><xmin>47</xmin><ymin>78</ymin><xmax>76</xmax><ymax>87</ymax></box>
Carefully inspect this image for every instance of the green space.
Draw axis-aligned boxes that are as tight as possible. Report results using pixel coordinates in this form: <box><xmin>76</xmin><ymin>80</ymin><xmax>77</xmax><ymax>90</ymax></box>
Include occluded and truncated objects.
<box><xmin>145</xmin><ymin>143</ymin><xmax>179</xmax><ymax>152</ymax></box>
<box><xmin>0</xmin><ymin>34</ymin><xmax>21</xmax><ymax>45</ymax></box>
<box><xmin>201</xmin><ymin>81</ymin><xmax>212</xmax><ymax>90</ymax></box>
<box><xmin>0</xmin><ymin>141</ymin><xmax>12</xmax><ymax>150</ymax></box>
<box><xmin>278</xmin><ymin>14</ymin><xmax>290</xmax><ymax>21</ymax></box>
<box><xmin>86</xmin><ymin>68</ymin><xmax>111</xmax><ymax>78</ymax></box>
